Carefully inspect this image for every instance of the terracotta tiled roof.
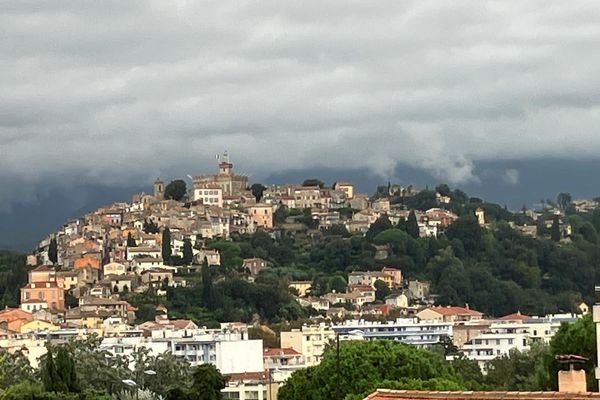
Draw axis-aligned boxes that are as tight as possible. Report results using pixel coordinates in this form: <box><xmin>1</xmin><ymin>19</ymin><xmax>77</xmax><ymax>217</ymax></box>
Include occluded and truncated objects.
<box><xmin>264</xmin><ymin>347</ymin><xmax>301</xmax><ymax>356</ymax></box>
<box><xmin>364</xmin><ymin>390</ymin><xmax>600</xmax><ymax>400</ymax></box>
<box><xmin>499</xmin><ymin>312</ymin><xmax>531</xmax><ymax>321</ymax></box>
<box><xmin>429</xmin><ymin>306</ymin><xmax>483</xmax><ymax>317</ymax></box>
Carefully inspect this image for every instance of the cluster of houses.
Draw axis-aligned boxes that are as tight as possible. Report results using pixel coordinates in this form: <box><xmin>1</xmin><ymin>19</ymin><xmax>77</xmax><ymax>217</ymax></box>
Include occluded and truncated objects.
<box><xmin>21</xmin><ymin>154</ymin><xmax>469</xmax><ymax>322</ymax></box>
<box><xmin>10</xmin><ymin>155</ymin><xmax>600</xmax><ymax>399</ymax></box>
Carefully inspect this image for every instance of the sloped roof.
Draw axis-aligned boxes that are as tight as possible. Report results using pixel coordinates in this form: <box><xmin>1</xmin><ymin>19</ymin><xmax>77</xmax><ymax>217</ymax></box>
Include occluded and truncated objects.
<box><xmin>32</xmin><ymin>265</ymin><xmax>55</xmax><ymax>272</ymax></box>
<box><xmin>364</xmin><ymin>390</ymin><xmax>600</xmax><ymax>400</ymax></box>
<box><xmin>499</xmin><ymin>312</ymin><xmax>531</xmax><ymax>321</ymax></box>
<box><xmin>264</xmin><ymin>347</ymin><xmax>301</xmax><ymax>356</ymax></box>
<box><xmin>428</xmin><ymin>306</ymin><xmax>483</xmax><ymax>317</ymax></box>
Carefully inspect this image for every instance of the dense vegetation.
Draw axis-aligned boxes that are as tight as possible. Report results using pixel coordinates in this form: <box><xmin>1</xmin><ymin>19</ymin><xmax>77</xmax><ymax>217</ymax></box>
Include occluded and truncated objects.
<box><xmin>279</xmin><ymin>314</ymin><xmax>598</xmax><ymax>399</ymax></box>
<box><xmin>0</xmin><ymin>251</ymin><xmax>28</xmax><ymax>309</ymax></box>
<box><xmin>0</xmin><ymin>336</ymin><xmax>227</xmax><ymax>399</ymax></box>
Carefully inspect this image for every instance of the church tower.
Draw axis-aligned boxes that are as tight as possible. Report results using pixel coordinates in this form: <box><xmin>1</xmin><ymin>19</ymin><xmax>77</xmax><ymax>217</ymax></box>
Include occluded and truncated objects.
<box><xmin>218</xmin><ymin>151</ymin><xmax>233</xmax><ymax>176</ymax></box>
<box><xmin>154</xmin><ymin>178</ymin><xmax>164</xmax><ymax>199</ymax></box>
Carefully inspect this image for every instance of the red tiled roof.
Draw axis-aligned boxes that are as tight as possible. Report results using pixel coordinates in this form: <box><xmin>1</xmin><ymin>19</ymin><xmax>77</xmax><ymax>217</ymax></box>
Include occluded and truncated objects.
<box><xmin>264</xmin><ymin>347</ymin><xmax>301</xmax><ymax>356</ymax></box>
<box><xmin>170</xmin><ymin>319</ymin><xmax>196</xmax><ymax>329</ymax></box>
<box><xmin>364</xmin><ymin>390</ymin><xmax>600</xmax><ymax>400</ymax></box>
<box><xmin>429</xmin><ymin>306</ymin><xmax>483</xmax><ymax>316</ymax></box>
<box><xmin>499</xmin><ymin>312</ymin><xmax>531</xmax><ymax>321</ymax></box>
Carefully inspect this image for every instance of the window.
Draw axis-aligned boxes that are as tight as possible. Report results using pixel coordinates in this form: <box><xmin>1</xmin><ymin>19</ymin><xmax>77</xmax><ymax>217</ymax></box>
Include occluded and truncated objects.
<box><xmin>222</xmin><ymin>393</ymin><xmax>240</xmax><ymax>400</ymax></box>
<box><xmin>508</xmin><ymin>338</ymin><xmax>513</xmax><ymax>345</ymax></box>
<box><xmin>244</xmin><ymin>391</ymin><xmax>259</xmax><ymax>400</ymax></box>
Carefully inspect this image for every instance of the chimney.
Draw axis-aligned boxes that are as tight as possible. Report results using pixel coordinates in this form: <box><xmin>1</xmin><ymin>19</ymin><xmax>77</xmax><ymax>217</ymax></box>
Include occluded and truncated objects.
<box><xmin>556</xmin><ymin>354</ymin><xmax>588</xmax><ymax>393</ymax></box>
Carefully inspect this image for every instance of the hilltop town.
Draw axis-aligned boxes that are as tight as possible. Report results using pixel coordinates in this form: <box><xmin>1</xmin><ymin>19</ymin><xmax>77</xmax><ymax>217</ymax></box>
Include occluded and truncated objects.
<box><xmin>1</xmin><ymin>154</ymin><xmax>600</xmax><ymax>398</ymax></box>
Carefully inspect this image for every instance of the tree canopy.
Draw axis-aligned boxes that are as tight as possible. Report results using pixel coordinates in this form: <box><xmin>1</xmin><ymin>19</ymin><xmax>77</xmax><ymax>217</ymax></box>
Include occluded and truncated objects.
<box><xmin>278</xmin><ymin>340</ymin><xmax>465</xmax><ymax>400</ymax></box>
<box><xmin>164</xmin><ymin>179</ymin><xmax>187</xmax><ymax>201</ymax></box>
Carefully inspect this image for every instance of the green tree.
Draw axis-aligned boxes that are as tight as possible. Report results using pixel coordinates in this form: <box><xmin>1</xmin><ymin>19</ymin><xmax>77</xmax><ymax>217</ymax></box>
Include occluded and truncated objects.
<box><xmin>54</xmin><ymin>347</ymin><xmax>79</xmax><ymax>393</ymax></box>
<box><xmin>551</xmin><ymin>215</ymin><xmax>561</xmax><ymax>242</ymax></box>
<box><xmin>187</xmin><ymin>364</ymin><xmax>228</xmax><ymax>400</ymax></box>
<box><xmin>279</xmin><ymin>340</ymin><xmax>464</xmax><ymax>400</ymax></box>
<box><xmin>250</xmin><ymin>183</ymin><xmax>267</xmax><ymax>203</ymax></box>
<box><xmin>541</xmin><ymin>313</ymin><xmax>597</xmax><ymax>391</ymax></box>
<box><xmin>182</xmin><ymin>239</ymin><xmax>194</xmax><ymax>265</ymax></box>
<box><xmin>485</xmin><ymin>343</ymin><xmax>548</xmax><ymax>391</ymax></box>
<box><xmin>129</xmin><ymin>347</ymin><xmax>191</xmax><ymax>397</ymax></box>
<box><xmin>126</xmin><ymin>233</ymin><xmax>137</xmax><ymax>247</ymax></box>
<box><xmin>366</xmin><ymin>215</ymin><xmax>393</xmax><ymax>242</ymax></box>
<box><xmin>0</xmin><ymin>349</ymin><xmax>34</xmax><ymax>390</ymax></box>
<box><xmin>445</xmin><ymin>216</ymin><xmax>482</xmax><ymax>256</ymax></box>
<box><xmin>164</xmin><ymin>179</ymin><xmax>187</xmax><ymax>201</ymax></box>
<box><xmin>374</xmin><ymin>280</ymin><xmax>390</xmax><ymax>301</ymax></box>
<box><xmin>557</xmin><ymin>192</ymin><xmax>572</xmax><ymax>211</ymax></box>
<box><xmin>373</xmin><ymin>229</ymin><xmax>409</xmax><ymax>255</ymax></box>
<box><xmin>41</xmin><ymin>347</ymin><xmax>60</xmax><ymax>392</ymax></box>
<box><xmin>406</xmin><ymin>210</ymin><xmax>420</xmax><ymax>239</ymax></box>
<box><xmin>162</xmin><ymin>228</ymin><xmax>172</xmax><ymax>264</ymax></box>
<box><xmin>591</xmin><ymin>208</ymin><xmax>600</xmax><ymax>234</ymax></box>
<box><xmin>201</xmin><ymin>258</ymin><xmax>214</xmax><ymax>308</ymax></box>
<box><xmin>48</xmin><ymin>238</ymin><xmax>58</xmax><ymax>265</ymax></box>
<box><xmin>578</xmin><ymin>222</ymin><xmax>598</xmax><ymax>244</ymax></box>
<box><xmin>142</xmin><ymin>219</ymin><xmax>159</xmax><ymax>234</ymax></box>
<box><xmin>436</xmin><ymin>184</ymin><xmax>451</xmax><ymax>197</ymax></box>
<box><xmin>450</xmin><ymin>354</ymin><xmax>484</xmax><ymax>390</ymax></box>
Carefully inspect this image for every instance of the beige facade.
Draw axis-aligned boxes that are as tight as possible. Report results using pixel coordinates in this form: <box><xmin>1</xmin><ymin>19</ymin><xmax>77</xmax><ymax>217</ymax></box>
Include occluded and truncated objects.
<box><xmin>280</xmin><ymin>325</ymin><xmax>335</xmax><ymax>366</ymax></box>
<box><xmin>334</xmin><ymin>181</ymin><xmax>354</xmax><ymax>199</ymax></box>
<box><xmin>249</xmin><ymin>204</ymin><xmax>273</xmax><ymax>229</ymax></box>
<box><xmin>289</xmin><ymin>281</ymin><xmax>312</xmax><ymax>297</ymax></box>
<box><xmin>193</xmin><ymin>155</ymin><xmax>248</xmax><ymax>197</ymax></box>
<box><xmin>294</xmin><ymin>186</ymin><xmax>321</xmax><ymax>209</ymax></box>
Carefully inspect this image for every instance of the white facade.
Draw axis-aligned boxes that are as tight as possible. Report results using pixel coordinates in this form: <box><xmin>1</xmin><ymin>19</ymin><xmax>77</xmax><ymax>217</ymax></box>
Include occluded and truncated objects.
<box><xmin>193</xmin><ymin>187</ymin><xmax>224</xmax><ymax>208</ymax></box>
<box><xmin>332</xmin><ymin>318</ymin><xmax>453</xmax><ymax>347</ymax></box>
<box><xmin>101</xmin><ymin>329</ymin><xmax>263</xmax><ymax>374</ymax></box>
<box><xmin>461</xmin><ymin>331</ymin><xmax>529</xmax><ymax>370</ymax></box>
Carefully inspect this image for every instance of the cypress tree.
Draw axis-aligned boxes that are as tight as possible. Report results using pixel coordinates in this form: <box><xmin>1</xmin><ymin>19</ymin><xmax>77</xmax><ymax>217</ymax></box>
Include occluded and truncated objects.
<box><xmin>182</xmin><ymin>238</ymin><xmax>194</xmax><ymax>265</ymax></box>
<box><xmin>407</xmin><ymin>210</ymin><xmax>420</xmax><ymax>239</ymax></box>
<box><xmin>551</xmin><ymin>215</ymin><xmax>561</xmax><ymax>242</ymax></box>
<box><xmin>42</xmin><ymin>347</ymin><xmax>59</xmax><ymax>392</ymax></box>
<box><xmin>55</xmin><ymin>347</ymin><xmax>79</xmax><ymax>393</ymax></box>
<box><xmin>126</xmin><ymin>232</ymin><xmax>137</xmax><ymax>247</ymax></box>
<box><xmin>201</xmin><ymin>257</ymin><xmax>213</xmax><ymax>308</ymax></box>
<box><xmin>162</xmin><ymin>227</ymin><xmax>172</xmax><ymax>265</ymax></box>
<box><xmin>48</xmin><ymin>238</ymin><xmax>58</xmax><ymax>265</ymax></box>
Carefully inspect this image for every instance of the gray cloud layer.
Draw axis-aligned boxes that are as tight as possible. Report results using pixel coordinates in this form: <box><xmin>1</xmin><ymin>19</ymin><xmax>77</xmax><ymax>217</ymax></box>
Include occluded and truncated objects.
<box><xmin>2</xmin><ymin>0</ymin><xmax>600</xmax><ymax>207</ymax></box>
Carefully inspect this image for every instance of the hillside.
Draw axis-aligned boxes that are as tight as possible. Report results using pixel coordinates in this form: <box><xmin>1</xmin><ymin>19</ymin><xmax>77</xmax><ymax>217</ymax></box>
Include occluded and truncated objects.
<box><xmin>8</xmin><ymin>183</ymin><xmax>600</xmax><ymax>325</ymax></box>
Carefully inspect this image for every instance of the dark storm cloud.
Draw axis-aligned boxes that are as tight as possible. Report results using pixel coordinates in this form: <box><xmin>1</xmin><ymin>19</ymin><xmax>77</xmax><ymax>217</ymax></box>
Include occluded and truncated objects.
<box><xmin>2</xmin><ymin>0</ymin><xmax>600</xmax><ymax>208</ymax></box>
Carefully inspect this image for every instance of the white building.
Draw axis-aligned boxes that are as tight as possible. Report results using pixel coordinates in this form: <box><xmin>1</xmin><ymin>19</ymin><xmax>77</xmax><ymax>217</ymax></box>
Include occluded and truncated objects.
<box><xmin>193</xmin><ymin>185</ymin><xmax>223</xmax><ymax>208</ymax></box>
<box><xmin>460</xmin><ymin>324</ymin><xmax>530</xmax><ymax>371</ymax></box>
<box><xmin>332</xmin><ymin>318</ymin><xmax>453</xmax><ymax>347</ymax></box>
<box><xmin>100</xmin><ymin>327</ymin><xmax>263</xmax><ymax>374</ymax></box>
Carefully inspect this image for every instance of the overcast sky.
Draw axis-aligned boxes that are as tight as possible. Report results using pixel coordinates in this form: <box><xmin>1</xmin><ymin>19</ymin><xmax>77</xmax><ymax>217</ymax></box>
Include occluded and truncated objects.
<box><xmin>2</xmin><ymin>0</ymin><xmax>600</xmax><ymax>210</ymax></box>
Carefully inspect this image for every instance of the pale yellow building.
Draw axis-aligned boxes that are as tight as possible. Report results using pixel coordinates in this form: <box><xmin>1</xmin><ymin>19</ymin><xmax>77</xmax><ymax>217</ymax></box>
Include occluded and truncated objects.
<box><xmin>334</xmin><ymin>181</ymin><xmax>354</xmax><ymax>199</ymax></box>
<box><xmin>280</xmin><ymin>325</ymin><xmax>336</xmax><ymax>366</ymax></box>
<box><xmin>20</xmin><ymin>319</ymin><xmax>59</xmax><ymax>334</ymax></box>
<box><xmin>289</xmin><ymin>281</ymin><xmax>312</xmax><ymax>297</ymax></box>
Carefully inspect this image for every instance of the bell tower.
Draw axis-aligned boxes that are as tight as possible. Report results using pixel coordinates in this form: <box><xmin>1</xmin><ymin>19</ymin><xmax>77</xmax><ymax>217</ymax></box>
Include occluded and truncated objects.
<box><xmin>154</xmin><ymin>178</ymin><xmax>164</xmax><ymax>199</ymax></box>
<box><xmin>218</xmin><ymin>151</ymin><xmax>233</xmax><ymax>176</ymax></box>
